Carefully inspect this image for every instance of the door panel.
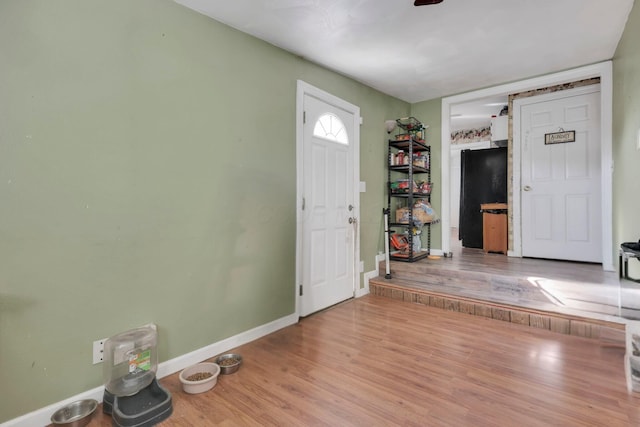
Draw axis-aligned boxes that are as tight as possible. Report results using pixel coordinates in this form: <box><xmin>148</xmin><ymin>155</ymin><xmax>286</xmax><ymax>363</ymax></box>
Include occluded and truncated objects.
<box><xmin>521</xmin><ymin>89</ymin><xmax>601</xmax><ymax>262</ymax></box>
<box><xmin>310</xmin><ymin>229</ymin><xmax>326</xmax><ymax>285</ymax></box>
<box><xmin>301</xmin><ymin>93</ymin><xmax>355</xmax><ymax>316</ymax></box>
<box><xmin>335</xmin><ymin>227</ymin><xmax>348</xmax><ymax>278</ymax></box>
<box><xmin>532</xmin><ymin>195</ymin><xmax>552</xmax><ymax>240</ymax></box>
<box><xmin>566</xmin><ymin>194</ymin><xmax>590</xmax><ymax>242</ymax></box>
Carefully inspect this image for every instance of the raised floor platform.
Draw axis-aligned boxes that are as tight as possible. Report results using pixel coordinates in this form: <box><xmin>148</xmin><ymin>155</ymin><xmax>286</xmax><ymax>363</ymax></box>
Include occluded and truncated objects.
<box><xmin>370</xmin><ymin>249</ymin><xmax>638</xmax><ymax>345</ymax></box>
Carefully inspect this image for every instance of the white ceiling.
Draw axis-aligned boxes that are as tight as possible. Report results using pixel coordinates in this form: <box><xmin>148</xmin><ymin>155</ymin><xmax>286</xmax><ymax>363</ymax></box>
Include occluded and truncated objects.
<box><xmin>450</xmin><ymin>95</ymin><xmax>507</xmax><ymax>131</ymax></box>
<box><xmin>174</xmin><ymin>0</ymin><xmax>633</xmax><ymax>104</ymax></box>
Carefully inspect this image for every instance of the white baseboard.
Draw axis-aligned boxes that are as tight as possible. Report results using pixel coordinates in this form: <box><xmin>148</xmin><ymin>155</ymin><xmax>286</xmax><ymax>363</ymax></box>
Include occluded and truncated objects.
<box><xmin>156</xmin><ymin>312</ymin><xmax>297</xmax><ymax>378</ymax></box>
<box><xmin>1</xmin><ymin>312</ymin><xmax>299</xmax><ymax>427</ymax></box>
<box><xmin>1</xmin><ymin>386</ymin><xmax>106</xmax><ymax>427</ymax></box>
<box><xmin>359</xmin><ymin>271</ymin><xmax>374</xmax><ymax>297</ymax></box>
<box><xmin>356</xmin><ymin>253</ymin><xmax>385</xmax><ymax>298</ymax></box>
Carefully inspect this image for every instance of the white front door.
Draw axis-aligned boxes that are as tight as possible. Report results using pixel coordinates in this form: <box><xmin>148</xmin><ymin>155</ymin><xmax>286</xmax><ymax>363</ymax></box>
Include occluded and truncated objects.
<box><xmin>299</xmin><ymin>87</ymin><xmax>358</xmax><ymax>317</ymax></box>
<box><xmin>519</xmin><ymin>86</ymin><xmax>601</xmax><ymax>262</ymax></box>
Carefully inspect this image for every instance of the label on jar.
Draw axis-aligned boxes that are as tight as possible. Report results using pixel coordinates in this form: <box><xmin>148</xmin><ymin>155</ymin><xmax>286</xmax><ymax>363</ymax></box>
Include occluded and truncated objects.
<box><xmin>128</xmin><ymin>350</ymin><xmax>152</xmax><ymax>373</ymax></box>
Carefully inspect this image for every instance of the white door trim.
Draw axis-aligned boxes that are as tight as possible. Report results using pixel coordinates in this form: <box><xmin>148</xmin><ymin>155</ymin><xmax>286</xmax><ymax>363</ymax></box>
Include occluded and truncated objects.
<box><xmin>295</xmin><ymin>80</ymin><xmax>361</xmax><ymax>317</ymax></box>
<box><xmin>441</xmin><ymin>61</ymin><xmax>613</xmax><ymax>271</ymax></box>
<box><xmin>512</xmin><ymin>84</ymin><xmax>601</xmax><ymax>260</ymax></box>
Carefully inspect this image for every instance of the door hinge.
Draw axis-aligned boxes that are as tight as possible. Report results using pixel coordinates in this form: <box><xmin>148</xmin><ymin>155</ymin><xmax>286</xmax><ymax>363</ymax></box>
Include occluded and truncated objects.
<box><xmin>302</xmin><ymin>197</ymin><xmax>306</xmax><ymax>210</ymax></box>
<box><xmin>299</xmin><ymin>284</ymin><xmax>303</xmax><ymax>296</ymax></box>
<box><xmin>303</xmin><ymin>111</ymin><xmax>306</xmax><ymax>124</ymax></box>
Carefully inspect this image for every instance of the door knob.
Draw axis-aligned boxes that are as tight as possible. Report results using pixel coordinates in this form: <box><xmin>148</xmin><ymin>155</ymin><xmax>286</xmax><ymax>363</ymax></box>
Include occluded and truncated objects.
<box><xmin>348</xmin><ymin>204</ymin><xmax>354</xmax><ymax>211</ymax></box>
<box><xmin>523</xmin><ymin>185</ymin><xmax>532</xmax><ymax>191</ymax></box>
<box><xmin>349</xmin><ymin>217</ymin><xmax>357</xmax><ymax>224</ymax></box>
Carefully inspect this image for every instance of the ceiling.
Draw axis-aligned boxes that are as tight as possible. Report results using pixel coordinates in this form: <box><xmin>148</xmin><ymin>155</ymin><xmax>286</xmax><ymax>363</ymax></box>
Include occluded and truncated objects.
<box><xmin>450</xmin><ymin>95</ymin><xmax>507</xmax><ymax>131</ymax></box>
<box><xmin>174</xmin><ymin>0</ymin><xmax>633</xmax><ymax>104</ymax></box>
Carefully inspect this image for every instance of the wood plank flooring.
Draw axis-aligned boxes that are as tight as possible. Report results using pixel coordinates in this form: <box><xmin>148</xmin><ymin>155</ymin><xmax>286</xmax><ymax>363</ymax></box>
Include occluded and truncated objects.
<box><xmin>83</xmin><ymin>296</ymin><xmax>640</xmax><ymax>426</ymax></box>
<box><xmin>372</xmin><ymin>245</ymin><xmax>639</xmax><ymax>322</ymax></box>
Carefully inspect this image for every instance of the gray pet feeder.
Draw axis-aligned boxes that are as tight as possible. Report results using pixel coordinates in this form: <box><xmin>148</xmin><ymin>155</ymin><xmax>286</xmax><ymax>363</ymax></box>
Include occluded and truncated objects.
<box><xmin>102</xmin><ymin>326</ymin><xmax>172</xmax><ymax>427</ymax></box>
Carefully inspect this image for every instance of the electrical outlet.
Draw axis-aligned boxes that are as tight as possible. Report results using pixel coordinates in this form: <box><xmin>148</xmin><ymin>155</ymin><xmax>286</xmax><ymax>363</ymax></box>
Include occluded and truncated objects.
<box><xmin>92</xmin><ymin>324</ymin><xmax>156</xmax><ymax>365</ymax></box>
<box><xmin>93</xmin><ymin>339</ymin><xmax>106</xmax><ymax>364</ymax></box>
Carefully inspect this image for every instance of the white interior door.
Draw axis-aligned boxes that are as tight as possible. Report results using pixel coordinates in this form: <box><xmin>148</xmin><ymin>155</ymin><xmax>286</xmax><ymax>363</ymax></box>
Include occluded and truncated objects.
<box><xmin>299</xmin><ymin>91</ymin><xmax>357</xmax><ymax>316</ymax></box>
<box><xmin>519</xmin><ymin>86</ymin><xmax>601</xmax><ymax>262</ymax></box>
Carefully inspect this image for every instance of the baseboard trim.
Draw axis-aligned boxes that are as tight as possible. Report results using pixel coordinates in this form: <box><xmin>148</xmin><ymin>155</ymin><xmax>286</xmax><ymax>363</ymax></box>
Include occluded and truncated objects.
<box><xmin>156</xmin><ymin>312</ymin><xmax>298</xmax><ymax>378</ymax></box>
<box><xmin>356</xmin><ymin>254</ymin><xmax>385</xmax><ymax>298</ymax></box>
<box><xmin>1</xmin><ymin>312</ymin><xmax>299</xmax><ymax>427</ymax></box>
<box><xmin>359</xmin><ymin>271</ymin><xmax>374</xmax><ymax>297</ymax></box>
<box><xmin>1</xmin><ymin>386</ymin><xmax>106</xmax><ymax>427</ymax></box>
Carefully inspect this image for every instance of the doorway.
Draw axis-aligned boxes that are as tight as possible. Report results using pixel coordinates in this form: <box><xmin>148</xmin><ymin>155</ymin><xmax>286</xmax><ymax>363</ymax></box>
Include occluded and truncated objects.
<box><xmin>296</xmin><ymin>81</ymin><xmax>361</xmax><ymax>317</ymax></box>
<box><xmin>440</xmin><ymin>62</ymin><xmax>613</xmax><ymax>271</ymax></box>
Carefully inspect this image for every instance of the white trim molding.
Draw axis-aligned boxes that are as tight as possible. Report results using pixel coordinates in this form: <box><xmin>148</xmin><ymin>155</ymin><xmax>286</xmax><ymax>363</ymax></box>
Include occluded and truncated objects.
<box><xmin>359</xmin><ymin>253</ymin><xmax>386</xmax><ymax>297</ymax></box>
<box><xmin>360</xmin><ymin>271</ymin><xmax>374</xmax><ymax>297</ymax></box>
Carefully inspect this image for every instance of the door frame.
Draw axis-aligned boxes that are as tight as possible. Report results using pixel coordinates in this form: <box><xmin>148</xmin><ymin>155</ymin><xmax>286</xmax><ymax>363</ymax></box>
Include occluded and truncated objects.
<box><xmin>513</xmin><ymin>84</ymin><xmax>601</xmax><ymax>261</ymax></box>
<box><xmin>440</xmin><ymin>61</ymin><xmax>614</xmax><ymax>271</ymax></box>
<box><xmin>295</xmin><ymin>80</ymin><xmax>361</xmax><ymax>317</ymax></box>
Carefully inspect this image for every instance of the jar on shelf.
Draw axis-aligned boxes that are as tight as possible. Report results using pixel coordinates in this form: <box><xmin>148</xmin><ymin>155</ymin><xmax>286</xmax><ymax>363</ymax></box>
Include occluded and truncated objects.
<box><xmin>396</xmin><ymin>151</ymin><xmax>404</xmax><ymax>165</ymax></box>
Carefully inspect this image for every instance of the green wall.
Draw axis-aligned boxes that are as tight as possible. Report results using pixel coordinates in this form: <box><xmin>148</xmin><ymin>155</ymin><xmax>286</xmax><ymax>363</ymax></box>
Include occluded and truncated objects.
<box><xmin>0</xmin><ymin>0</ymin><xmax>408</xmax><ymax>421</ymax></box>
<box><xmin>5</xmin><ymin>0</ymin><xmax>637</xmax><ymax>422</ymax></box>
<box><xmin>613</xmin><ymin>1</ymin><xmax>640</xmax><ymax>278</ymax></box>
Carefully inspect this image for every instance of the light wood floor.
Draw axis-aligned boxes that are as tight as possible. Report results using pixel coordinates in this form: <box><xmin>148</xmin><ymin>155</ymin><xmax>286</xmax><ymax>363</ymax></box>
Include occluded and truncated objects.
<box><xmin>85</xmin><ymin>296</ymin><xmax>640</xmax><ymax>426</ymax></box>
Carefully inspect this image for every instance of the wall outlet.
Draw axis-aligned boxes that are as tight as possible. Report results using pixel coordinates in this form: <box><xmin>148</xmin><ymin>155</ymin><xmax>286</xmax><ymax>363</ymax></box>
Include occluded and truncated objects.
<box><xmin>92</xmin><ymin>324</ymin><xmax>156</xmax><ymax>365</ymax></box>
<box><xmin>93</xmin><ymin>338</ymin><xmax>106</xmax><ymax>364</ymax></box>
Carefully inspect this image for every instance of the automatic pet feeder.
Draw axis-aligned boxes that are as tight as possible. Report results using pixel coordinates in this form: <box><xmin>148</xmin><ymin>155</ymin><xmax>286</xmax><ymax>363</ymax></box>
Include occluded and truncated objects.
<box><xmin>102</xmin><ymin>325</ymin><xmax>172</xmax><ymax>426</ymax></box>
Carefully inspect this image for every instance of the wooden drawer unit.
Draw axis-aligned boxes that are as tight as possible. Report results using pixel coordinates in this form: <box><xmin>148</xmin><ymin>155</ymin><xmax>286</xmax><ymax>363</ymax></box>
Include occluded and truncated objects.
<box><xmin>481</xmin><ymin>203</ymin><xmax>507</xmax><ymax>254</ymax></box>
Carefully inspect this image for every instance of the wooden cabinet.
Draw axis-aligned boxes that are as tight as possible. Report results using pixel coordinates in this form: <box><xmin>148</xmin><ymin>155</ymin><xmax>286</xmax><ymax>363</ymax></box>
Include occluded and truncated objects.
<box><xmin>481</xmin><ymin>203</ymin><xmax>508</xmax><ymax>254</ymax></box>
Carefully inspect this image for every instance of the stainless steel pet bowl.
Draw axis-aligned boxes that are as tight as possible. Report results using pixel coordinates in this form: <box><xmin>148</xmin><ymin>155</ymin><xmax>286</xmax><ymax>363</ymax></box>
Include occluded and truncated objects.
<box><xmin>215</xmin><ymin>353</ymin><xmax>243</xmax><ymax>374</ymax></box>
<box><xmin>50</xmin><ymin>399</ymin><xmax>98</xmax><ymax>427</ymax></box>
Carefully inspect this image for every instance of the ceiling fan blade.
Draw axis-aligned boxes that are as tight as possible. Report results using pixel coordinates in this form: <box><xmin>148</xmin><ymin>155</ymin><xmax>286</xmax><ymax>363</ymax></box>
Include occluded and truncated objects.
<box><xmin>414</xmin><ymin>0</ymin><xmax>443</xmax><ymax>5</ymax></box>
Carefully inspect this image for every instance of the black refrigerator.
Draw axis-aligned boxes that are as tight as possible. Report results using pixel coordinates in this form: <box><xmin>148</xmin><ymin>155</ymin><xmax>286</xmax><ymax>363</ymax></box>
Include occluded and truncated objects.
<box><xmin>459</xmin><ymin>147</ymin><xmax>508</xmax><ymax>248</ymax></box>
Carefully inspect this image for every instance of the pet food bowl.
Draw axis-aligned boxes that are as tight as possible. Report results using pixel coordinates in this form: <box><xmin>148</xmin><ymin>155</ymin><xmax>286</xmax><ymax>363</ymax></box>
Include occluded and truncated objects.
<box><xmin>50</xmin><ymin>399</ymin><xmax>98</xmax><ymax>427</ymax></box>
<box><xmin>179</xmin><ymin>362</ymin><xmax>221</xmax><ymax>394</ymax></box>
<box><xmin>215</xmin><ymin>353</ymin><xmax>243</xmax><ymax>375</ymax></box>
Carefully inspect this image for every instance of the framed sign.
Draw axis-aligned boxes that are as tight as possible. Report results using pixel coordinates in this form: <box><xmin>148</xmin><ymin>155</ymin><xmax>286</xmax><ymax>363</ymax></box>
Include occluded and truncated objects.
<box><xmin>545</xmin><ymin>129</ymin><xmax>575</xmax><ymax>145</ymax></box>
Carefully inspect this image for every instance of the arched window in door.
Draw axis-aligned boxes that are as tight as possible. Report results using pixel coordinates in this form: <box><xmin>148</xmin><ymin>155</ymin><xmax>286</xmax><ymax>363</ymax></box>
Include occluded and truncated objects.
<box><xmin>313</xmin><ymin>113</ymin><xmax>349</xmax><ymax>145</ymax></box>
